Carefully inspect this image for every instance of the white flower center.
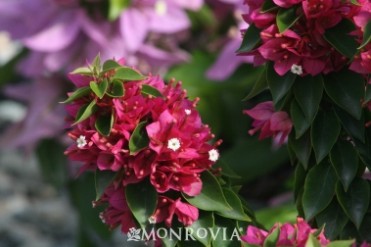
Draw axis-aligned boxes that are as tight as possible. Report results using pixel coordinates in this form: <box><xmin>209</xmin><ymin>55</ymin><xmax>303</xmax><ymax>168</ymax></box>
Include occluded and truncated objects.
<box><xmin>208</xmin><ymin>149</ymin><xmax>219</xmax><ymax>162</ymax></box>
<box><xmin>148</xmin><ymin>216</ymin><xmax>156</xmax><ymax>224</ymax></box>
<box><xmin>290</xmin><ymin>64</ymin><xmax>303</xmax><ymax>75</ymax></box>
<box><xmin>76</xmin><ymin>135</ymin><xmax>87</xmax><ymax>149</ymax></box>
<box><xmin>185</xmin><ymin>109</ymin><xmax>192</xmax><ymax>115</ymax></box>
<box><xmin>155</xmin><ymin>0</ymin><xmax>167</xmax><ymax>16</ymax></box>
<box><xmin>167</xmin><ymin>138</ymin><xmax>181</xmax><ymax>151</ymax></box>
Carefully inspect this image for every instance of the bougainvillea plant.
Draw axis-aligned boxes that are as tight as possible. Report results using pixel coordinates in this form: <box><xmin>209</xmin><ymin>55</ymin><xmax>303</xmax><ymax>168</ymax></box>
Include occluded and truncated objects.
<box><xmin>238</xmin><ymin>0</ymin><xmax>371</xmax><ymax>243</ymax></box>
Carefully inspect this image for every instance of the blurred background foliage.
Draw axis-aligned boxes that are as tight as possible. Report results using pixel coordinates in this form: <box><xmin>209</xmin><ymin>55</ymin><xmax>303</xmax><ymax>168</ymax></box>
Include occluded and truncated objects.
<box><xmin>0</xmin><ymin>0</ymin><xmax>295</xmax><ymax>246</ymax></box>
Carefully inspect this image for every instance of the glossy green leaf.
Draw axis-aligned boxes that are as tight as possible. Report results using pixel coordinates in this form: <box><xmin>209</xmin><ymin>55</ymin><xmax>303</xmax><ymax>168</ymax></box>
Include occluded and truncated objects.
<box><xmin>316</xmin><ymin>200</ymin><xmax>348</xmax><ymax>239</ymax></box>
<box><xmin>102</xmin><ymin>59</ymin><xmax>122</xmax><ymax>72</ymax></box>
<box><xmin>242</xmin><ymin>65</ymin><xmax>267</xmax><ymax>101</ymax></box>
<box><xmin>336</xmin><ymin>179</ymin><xmax>370</xmax><ymax>229</ymax></box>
<box><xmin>365</xmin><ymin>84</ymin><xmax>371</xmax><ymax>102</ymax></box>
<box><xmin>289</xmin><ymin>132</ymin><xmax>311</xmax><ymax>169</ymax></box>
<box><xmin>294</xmin><ymin>163</ymin><xmax>307</xmax><ymax>199</ymax></box>
<box><xmin>263</xmin><ymin>227</ymin><xmax>280</xmax><ymax>247</ymax></box>
<box><xmin>302</xmin><ymin>160</ymin><xmax>337</xmax><ymax>220</ymax></box>
<box><xmin>212</xmin><ymin>217</ymin><xmax>241</xmax><ymax>247</ymax></box>
<box><xmin>236</xmin><ymin>24</ymin><xmax>261</xmax><ymax>53</ymax></box>
<box><xmin>186</xmin><ymin>212</ymin><xmax>214</xmax><ymax>246</ymax></box>
<box><xmin>141</xmin><ymin>84</ymin><xmax>164</xmax><ymax>98</ymax></box>
<box><xmin>95</xmin><ymin>113</ymin><xmax>114</xmax><ymax>136</ymax></box>
<box><xmin>90</xmin><ymin>79</ymin><xmax>108</xmax><ymax>99</ymax></box>
<box><xmin>293</xmin><ymin>75</ymin><xmax>323</xmax><ymax>123</ymax></box>
<box><xmin>107</xmin><ymin>80</ymin><xmax>125</xmax><ymax>97</ymax></box>
<box><xmin>305</xmin><ymin>234</ymin><xmax>321</xmax><ymax>247</ymax></box>
<box><xmin>327</xmin><ymin>240</ymin><xmax>355</xmax><ymax>247</ymax></box>
<box><xmin>290</xmin><ymin>99</ymin><xmax>311</xmax><ymax>139</ymax></box>
<box><xmin>335</xmin><ymin>107</ymin><xmax>365</xmax><ymax>142</ymax></box>
<box><xmin>74</xmin><ymin>100</ymin><xmax>97</xmax><ymax>125</ymax></box>
<box><xmin>184</xmin><ymin>171</ymin><xmax>231</xmax><ymax>212</ymax></box>
<box><xmin>324</xmin><ymin>20</ymin><xmax>358</xmax><ymax>58</ymax></box>
<box><xmin>330</xmin><ymin>140</ymin><xmax>359</xmax><ymax>191</ymax></box>
<box><xmin>62</xmin><ymin>86</ymin><xmax>91</xmax><ymax>103</ymax></box>
<box><xmin>359</xmin><ymin>21</ymin><xmax>371</xmax><ymax>49</ymax></box>
<box><xmin>94</xmin><ymin>170</ymin><xmax>116</xmax><ymax>200</ymax></box>
<box><xmin>324</xmin><ymin>70</ymin><xmax>365</xmax><ymax>120</ymax></box>
<box><xmin>71</xmin><ymin>66</ymin><xmax>92</xmax><ymax>75</ymax></box>
<box><xmin>108</xmin><ymin>0</ymin><xmax>131</xmax><ymax>20</ymax></box>
<box><xmin>311</xmin><ymin>110</ymin><xmax>341</xmax><ymax>163</ymax></box>
<box><xmin>216</xmin><ymin>188</ymin><xmax>251</xmax><ymax>222</ymax></box>
<box><xmin>128</xmin><ymin>121</ymin><xmax>149</xmax><ymax>155</ymax></box>
<box><xmin>276</xmin><ymin>7</ymin><xmax>300</xmax><ymax>33</ymax></box>
<box><xmin>126</xmin><ymin>179</ymin><xmax>158</xmax><ymax>228</ymax></box>
<box><xmin>161</xmin><ymin>236</ymin><xmax>178</xmax><ymax>247</ymax></box>
<box><xmin>354</xmin><ymin>138</ymin><xmax>371</xmax><ymax>169</ymax></box>
<box><xmin>113</xmin><ymin>67</ymin><xmax>146</xmax><ymax>81</ymax></box>
<box><xmin>267</xmin><ymin>63</ymin><xmax>296</xmax><ymax>104</ymax></box>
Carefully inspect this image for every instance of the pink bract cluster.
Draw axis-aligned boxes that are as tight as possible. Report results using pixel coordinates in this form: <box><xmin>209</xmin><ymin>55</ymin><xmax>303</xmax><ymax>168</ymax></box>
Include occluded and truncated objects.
<box><xmin>64</xmin><ymin>62</ymin><xmax>220</xmax><ymax>232</ymax></box>
<box><xmin>242</xmin><ymin>0</ymin><xmax>371</xmax><ymax>76</ymax></box>
<box><xmin>244</xmin><ymin>101</ymin><xmax>293</xmax><ymax>146</ymax></box>
<box><xmin>241</xmin><ymin>218</ymin><xmax>329</xmax><ymax>247</ymax></box>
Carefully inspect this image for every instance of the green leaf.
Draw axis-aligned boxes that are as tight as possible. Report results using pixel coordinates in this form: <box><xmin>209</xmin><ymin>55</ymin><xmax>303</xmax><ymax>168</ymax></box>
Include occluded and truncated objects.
<box><xmin>261</xmin><ymin>0</ymin><xmax>279</xmax><ymax>13</ymax></box>
<box><xmin>242</xmin><ymin>65</ymin><xmax>267</xmax><ymax>101</ymax></box>
<box><xmin>71</xmin><ymin>66</ymin><xmax>92</xmax><ymax>75</ymax></box>
<box><xmin>236</xmin><ymin>24</ymin><xmax>261</xmax><ymax>53</ymax></box>
<box><xmin>324</xmin><ymin>20</ymin><xmax>358</xmax><ymax>58</ymax></box>
<box><xmin>113</xmin><ymin>67</ymin><xmax>146</xmax><ymax>81</ymax></box>
<box><xmin>89</xmin><ymin>79</ymin><xmax>108</xmax><ymax>99</ymax></box>
<box><xmin>315</xmin><ymin>201</ymin><xmax>348</xmax><ymax>239</ymax></box>
<box><xmin>141</xmin><ymin>84</ymin><xmax>164</xmax><ymax>98</ymax></box>
<box><xmin>327</xmin><ymin>240</ymin><xmax>355</xmax><ymax>247</ymax></box>
<box><xmin>216</xmin><ymin>188</ymin><xmax>251</xmax><ymax>222</ymax></box>
<box><xmin>311</xmin><ymin>110</ymin><xmax>341</xmax><ymax>163</ymax></box>
<box><xmin>302</xmin><ymin>160</ymin><xmax>337</xmax><ymax>220</ymax></box>
<box><xmin>293</xmin><ymin>75</ymin><xmax>323</xmax><ymax>123</ymax></box>
<box><xmin>95</xmin><ymin>113</ymin><xmax>114</xmax><ymax>136</ymax></box>
<box><xmin>94</xmin><ymin>170</ymin><xmax>116</xmax><ymax>200</ymax></box>
<box><xmin>276</xmin><ymin>7</ymin><xmax>300</xmax><ymax>33</ymax></box>
<box><xmin>128</xmin><ymin>121</ymin><xmax>149</xmax><ymax>155</ymax></box>
<box><xmin>183</xmin><ymin>171</ymin><xmax>231</xmax><ymax>212</ymax></box>
<box><xmin>305</xmin><ymin>234</ymin><xmax>321</xmax><ymax>247</ymax></box>
<box><xmin>74</xmin><ymin>100</ymin><xmax>97</xmax><ymax>125</ymax></box>
<box><xmin>102</xmin><ymin>59</ymin><xmax>122</xmax><ymax>72</ymax></box>
<box><xmin>290</xmin><ymin>99</ymin><xmax>311</xmax><ymax>139</ymax></box>
<box><xmin>126</xmin><ymin>179</ymin><xmax>158</xmax><ymax>228</ymax></box>
<box><xmin>336</xmin><ymin>179</ymin><xmax>370</xmax><ymax>229</ymax></box>
<box><xmin>214</xmin><ymin>159</ymin><xmax>241</xmax><ymax>179</ymax></box>
<box><xmin>330</xmin><ymin>140</ymin><xmax>359</xmax><ymax>192</ymax></box>
<box><xmin>263</xmin><ymin>227</ymin><xmax>280</xmax><ymax>247</ymax></box>
<box><xmin>212</xmin><ymin>217</ymin><xmax>241</xmax><ymax>247</ymax></box>
<box><xmin>334</xmin><ymin>107</ymin><xmax>365</xmax><ymax>142</ymax></box>
<box><xmin>107</xmin><ymin>80</ymin><xmax>125</xmax><ymax>97</ymax></box>
<box><xmin>61</xmin><ymin>86</ymin><xmax>91</xmax><ymax>103</ymax></box>
<box><xmin>324</xmin><ymin>70</ymin><xmax>365</xmax><ymax>120</ymax></box>
<box><xmin>267</xmin><ymin>62</ymin><xmax>296</xmax><ymax>104</ymax></box>
<box><xmin>365</xmin><ymin>83</ymin><xmax>371</xmax><ymax>102</ymax></box>
<box><xmin>108</xmin><ymin>0</ymin><xmax>131</xmax><ymax>20</ymax></box>
<box><xmin>92</xmin><ymin>54</ymin><xmax>101</xmax><ymax>72</ymax></box>
<box><xmin>359</xmin><ymin>21</ymin><xmax>371</xmax><ymax>49</ymax></box>
<box><xmin>289</xmin><ymin>132</ymin><xmax>311</xmax><ymax>169</ymax></box>
<box><xmin>186</xmin><ymin>212</ymin><xmax>214</xmax><ymax>246</ymax></box>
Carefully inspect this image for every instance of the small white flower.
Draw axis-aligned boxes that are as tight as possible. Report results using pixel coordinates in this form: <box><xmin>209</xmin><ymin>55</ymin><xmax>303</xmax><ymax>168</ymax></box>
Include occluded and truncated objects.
<box><xmin>290</xmin><ymin>64</ymin><xmax>303</xmax><ymax>75</ymax></box>
<box><xmin>185</xmin><ymin>109</ymin><xmax>192</xmax><ymax>115</ymax></box>
<box><xmin>148</xmin><ymin>216</ymin><xmax>156</xmax><ymax>224</ymax></box>
<box><xmin>167</xmin><ymin>138</ymin><xmax>181</xmax><ymax>151</ymax></box>
<box><xmin>208</xmin><ymin>149</ymin><xmax>219</xmax><ymax>162</ymax></box>
<box><xmin>155</xmin><ymin>0</ymin><xmax>167</xmax><ymax>16</ymax></box>
<box><xmin>76</xmin><ymin>135</ymin><xmax>87</xmax><ymax>149</ymax></box>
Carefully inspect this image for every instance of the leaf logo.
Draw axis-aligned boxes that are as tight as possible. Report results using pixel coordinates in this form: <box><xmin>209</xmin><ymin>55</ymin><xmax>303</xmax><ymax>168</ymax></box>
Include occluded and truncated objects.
<box><xmin>127</xmin><ymin>227</ymin><xmax>141</xmax><ymax>241</ymax></box>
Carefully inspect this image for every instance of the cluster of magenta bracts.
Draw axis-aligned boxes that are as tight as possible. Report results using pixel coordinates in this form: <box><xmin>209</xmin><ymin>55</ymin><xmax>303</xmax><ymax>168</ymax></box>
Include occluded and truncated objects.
<box><xmin>242</xmin><ymin>0</ymin><xmax>371</xmax><ymax>76</ymax></box>
<box><xmin>64</xmin><ymin>61</ymin><xmax>220</xmax><ymax>232</ymax></box>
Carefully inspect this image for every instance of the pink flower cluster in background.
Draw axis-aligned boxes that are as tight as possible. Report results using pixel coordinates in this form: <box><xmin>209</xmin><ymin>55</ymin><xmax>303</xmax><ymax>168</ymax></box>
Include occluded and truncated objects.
<box><xmin>65</xmin><ymin>59</ymin><xmax>220</xmax><ymax>232</ymax></box>
<box><xmin>241</xmin><ymin>0</ymin><xmax>371</xmax><ymax>76</ymax></box>
<box><xmin>244</xmin><ymin>101</ymin><xmax>292</xmax><ymax>146</ymax></box>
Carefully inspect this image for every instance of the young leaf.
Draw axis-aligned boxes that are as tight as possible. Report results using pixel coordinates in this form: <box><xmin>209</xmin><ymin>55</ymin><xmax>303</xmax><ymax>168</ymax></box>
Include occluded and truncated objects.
<box><xmin>129</xmin><ymin>121</ymin><xmax>149</xmax><ymax>155</ymax></box>
<box><xmin>327</xmin><ymin>240</ymin><xmax>355</xmax><ymax>247</ymax></box>
<box><xmin>71</xmin><ymin>66</ymin><xmax>92</xmax><ymax>75</ymax></box>
<box><xmin>126</xmin><ymin>179</ymin><xmax>158</xmax><ymax>228</ymax></box>
<box><xmin>305</xmin><ymin>234</ymin><xmax>321</xmax><ymax>247</ymax></box>
<box><xmin>89</xmin><ymin>79</ymin><xmax>108</xmax><ymax>99</ymax></box>
<box><xmin>107</xmin><ymin>80</ymin><xmax>125</xmax><ymax>97</ymax></box>
<box><xmin>316</xmin><ymin>201</ymin><xmax>348</xmax><ymax>239</ymax></box>
<box><xmin>302</xmin><ymin>159</ymin><xmax>337</xmax><ymax>220</ymax></box>
<box><xmin>141</xmin><ymin>84</ymin><xmax>164</xmax><ymax>98</ymax></box>
<box><xmin>290</xmin><ymin>99</ymin><xmax>311</xmax><ymax>139</ymax></box>
<box><xmin>113</xmin><ymin>67</ymin><xmax>146</xmax><ymax>81</ymax></box>
<box><xmin>336</xmin><ymin>179</ymin><xmax>370</xmax><ymax>229</ymax></box>
<box><xmin>324</xmin><ymin>70</ymin><xmax>365</xmax><ymax>120</ymax></box>
<box><xmin>183</xmin><ymin>171</ymin><xmax>231</xmax><ymax>212</ymax></box>
<box><xmin>263</xmin><ymin>227</ymin><xmax>280</xmax><ymax>247</ymax></box>
<box><xmin>359</xmin><ymin>21</ymin><xmax>371</xmax><ymax>49</ymax></box>
<box><xmin>324</xmin><ymin>20</ymin><xmax>358</xmax><ymax>58</ymax></box>
<box><xmin>108</xmin><ymin>0</ymin><xmax>131</xmax><ymax>21</ymax></box>
<box><xmin>311</xmin><ymin>110</ymin><xmax>341</xmax><ymax>163</ymax></box>
<box><xmin>62</xmin><ymin>86</ymin><xmax>91</xmax><ymax>103</ymax></box>
<box><xmin>95</xmin><ymin>113</ymin><xmax>114</xmax><ymax>136</ymax></box>
<box><xmin>74</xmin><ymin>100</ymin><xmax>97</xmax><ymax>125</ymax></box>
<box><xmin>94</xmin><ymin>170</ymin><xmax>116</xmax><ymax>200</ymax></box>
<box><xmin>276</xmin><ymin>7</ymin><xmax>300</xmax><ymax>33</ymax></box>
<box><xmin>330</xmin><ymin>140</ymin><xmax>359</xmax><ymax>192</ymax></box>
<box><xmin>215</xmin><ymin>188</ymin><xmax>251</xmax><ymax>222</ymax></box>
<box><xmin>267</xmin><ymin>63</ymin><xmax>296</xmax><ymax>104</ymax></box>
<box><xmin>102</xmin><ymin>59</ymin><xmax>122</xmax><ymax>73</ymax></box>
<box><xmin>236</xmin><ymin>24</ymin><xmax>261</xmax><ymax>53</ymax></box>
